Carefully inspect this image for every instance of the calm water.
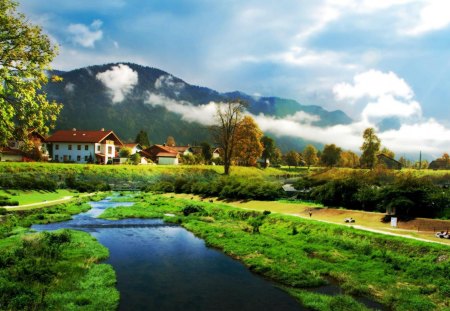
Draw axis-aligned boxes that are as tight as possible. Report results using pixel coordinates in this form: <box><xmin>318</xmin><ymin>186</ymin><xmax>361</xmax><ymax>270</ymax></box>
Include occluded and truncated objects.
<box><xmin>32</xmin><ymin>198</ymin><xmax>303</xmax><ymax>311</ymax></box>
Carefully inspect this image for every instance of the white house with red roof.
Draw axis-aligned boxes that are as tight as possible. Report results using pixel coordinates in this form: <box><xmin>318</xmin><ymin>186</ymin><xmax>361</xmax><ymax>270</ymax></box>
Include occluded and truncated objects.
<box><xmin>46</xmin><ymin>128</ymin><xmax>123</xmax><ymax>164</ymax></box>
<box><xmin>144</xmin><ymin>144</ymin><xmax>179</xmax><ymax>165</ymax></box>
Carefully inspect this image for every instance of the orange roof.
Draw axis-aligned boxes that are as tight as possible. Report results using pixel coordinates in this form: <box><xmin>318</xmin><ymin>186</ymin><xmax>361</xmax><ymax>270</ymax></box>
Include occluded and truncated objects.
<box><xmin>156</xmin><ymin>152</ymin><xmax>178</xmax><ymax>157</ymax></box>
<box><xmin>46</xmin><ymin>129</ymin><xmax>123</xmax><ymax>145</ymax></box>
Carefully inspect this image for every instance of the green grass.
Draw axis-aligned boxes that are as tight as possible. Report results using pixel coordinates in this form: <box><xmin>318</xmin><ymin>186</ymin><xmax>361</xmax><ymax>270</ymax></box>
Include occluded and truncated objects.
<box><xmin>99</xmin><ymin>193</ymin><xmax>450</xmax><ymax>311</ymax></box>
<box><xmin>0</xmin><ymin>230</ymin><xmax>119</xmax><ymax>310</ymax></box>
<box><xmin>0</xmin><ymin>189</ymin><xmax>77</xmax><ymax>205</ymax></box>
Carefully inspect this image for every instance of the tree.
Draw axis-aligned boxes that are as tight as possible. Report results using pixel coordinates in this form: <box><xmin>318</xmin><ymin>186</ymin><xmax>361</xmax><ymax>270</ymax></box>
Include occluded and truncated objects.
<box><xmin>0</xmin><ymin>0</ymin><xmax>62</xmax><ymax>146</ymax></box>
<box><xmin>285</xmin><ymin>150</ymin><xmax>300</xmax><ymax>169</ymax></box>
<box><xmin>200</xmin><ymin>142</ymin><xmax>212</xmax><ymax>164</ymax></box>
<box><xmin>233</xmin><ymin>116</ymin><xmax>263</xmax><ymax>166</ymax></box>
<box><xmin>271</xmin><ymin>148</ymin><xmax>283</xmax><ymax>166</ymax></box>
<box><xmin>303</xmin><ymin>144</ymin><xmax>318</xmax><ymax>169</ymax></box>
<box><xmin>135</xmin><ymin>130</ymin><xmax>150</xmax><ymax>147</ymax></box>
<box><xmin>119</xmin><ymin>147</ymin><xmax>132</xmax><ymax>158</ymax></box>
<box><xmin>339</xmin><ymin>150</ymin><xmax>360</xmax><ymax>168</ymax></box>
<box><xmin>260</xmin><ymin>136</ymin><xmax>275</xmax><ymax>168</ymax></box>
<box><xmin>130</xmin><ymin>153</ymin><xmax>141</xmax><ymax>165</ymax></box>
<box><xmin>211</xmin><ymin>100</ymin><xmax>247</xmax><ymax>175</ymax></box>
<box><xmin>321</xmin><ymin>144</ymin><xmax>342</xmax><ymax>167</ymax></box>
<box><xmin>166</xmin><ymin>136</ymin><xmax>176</xmax><ymax>147</ymax></box>
<box><xmin>360</xmin><ymin>128</ymin><xmax>381</xmax><ymax>169</ymax></box>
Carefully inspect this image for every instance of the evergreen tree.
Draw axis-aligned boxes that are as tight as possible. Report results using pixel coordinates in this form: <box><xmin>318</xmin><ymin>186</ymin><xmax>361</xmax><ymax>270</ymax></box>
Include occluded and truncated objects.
<box><xmin>134</xmin><ymin>130</ymin><xmax>150</xmax><ymax>147</ymax></box>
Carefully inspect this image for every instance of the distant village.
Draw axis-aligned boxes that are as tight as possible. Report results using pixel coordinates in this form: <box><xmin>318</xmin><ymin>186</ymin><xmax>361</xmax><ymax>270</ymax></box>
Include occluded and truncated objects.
<box><xmin>0</xmin><ymin>127</ymin><xmax>449</xmax><ymax>170</ymax></box>
<box><xmin>0</xmin><ymin>128</ymin><xmax>220</xmax><ymax>166</ymax></box>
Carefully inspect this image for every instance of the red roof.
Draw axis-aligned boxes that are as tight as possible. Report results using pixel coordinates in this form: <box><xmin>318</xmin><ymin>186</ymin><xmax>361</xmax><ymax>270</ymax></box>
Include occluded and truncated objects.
<box><xmin>0</xmin><ymin>147</ymin><xmax>23</xmax><ymax>156</ymax></box>
<box><xmin>46</xmin><ymin>129</ymin><xmax>123</xmax><ymax>145</ymax></box>
<box><xmin>156</xmin><ymin>152</ymin><xmax>177</xmax><ymax>157</ymax></box>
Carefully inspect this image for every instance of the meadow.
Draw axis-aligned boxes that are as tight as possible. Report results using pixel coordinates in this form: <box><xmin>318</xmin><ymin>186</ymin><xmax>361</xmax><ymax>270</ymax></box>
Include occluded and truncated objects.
<box><xmin>0</xmin><ymin>193</ymin><xmax>118</xmax><ymax>310</ymax></box>
<box><xmin>100</xmin><ymin>194</ymin><xmax>450</xmax><ymax>311</ymax></box>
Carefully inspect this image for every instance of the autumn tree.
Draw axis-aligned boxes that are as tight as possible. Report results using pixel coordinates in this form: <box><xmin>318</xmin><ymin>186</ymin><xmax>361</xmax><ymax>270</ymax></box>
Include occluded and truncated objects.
<box><xmin>211</xmin><ymin>100</ymin><xmax>247</xmax><ymax>175</ymax></box>
<box><xmin>338</xmin><ymin>150</ymin><xmax>360</xmax><ymax>168</ymax></box>
<box><xmin>321</xmin><ymin>144</ymin><xmax>341</xmax><ymax>167</ymax></box>
<box><xmin>360</xmin><ymin>128</ymin><xmax>381</xmax><ymax>169</ymax></box>
<box><xmin>233</xmin><ymin>116</ymin><xmax>263</xmax><ymax>166</ymax></box>
<box><xmin>166</xmin><ymin>136</ymin><xmax>176</xmax><ymax>147</ymax></box>
<box><xmin>135</xmin><ymin>130</ymin><xmax>150</xmax><ymax>148</ymax></box>
<box><xmin>303</xmin><ymin>144</ymin><xmax>318</xmax><ymax>169</ymax></box>
<box><xmin>260</xmin><ymin>136</ymin><xmax>275</xmax><ymax>168</ymax></box>
<box><xmin>271</xmin><ymin>148</ymin><xmax>283</xmax><ymax>166</ymax></box>
<box><xmin>0</xmin><ymin>0</ymin><xmax>62</xmax><ymax>146</ymax></box>
<box><xmin>285</xmin><ymin>150</ymin><xmax>301</xmax><ymax>169</ymax></box>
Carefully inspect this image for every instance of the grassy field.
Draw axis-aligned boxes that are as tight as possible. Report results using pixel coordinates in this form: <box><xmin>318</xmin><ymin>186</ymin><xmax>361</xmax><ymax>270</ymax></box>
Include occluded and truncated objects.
<box><xmin>99</xmin><ymin>193</ymin><xmax>450</xmax><ymax>311</ymax></box>
<box><xmin>0</xmin><ymin>189</ymin><xmax>77</xmax><ymax>206</ymax></box>
<box><xmin>169</xmin><ymin>193</ymin><xmax>450</xmax><ymax>245</ymax></box>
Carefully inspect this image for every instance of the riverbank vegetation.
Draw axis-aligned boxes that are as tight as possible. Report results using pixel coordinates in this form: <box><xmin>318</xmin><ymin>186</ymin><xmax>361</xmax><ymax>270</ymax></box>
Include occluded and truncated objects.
<box><xmin>100</xmin><ymin>194</ymin><xmax>450</xmax><ymax>311</ymax></box>
<box><xmin>1</xmin><ymin>163</ymin><xmax>449</xmax><ymax>220</ymax></box>
<box><xmin>0</xmin><ymin>193</ymin><xmax>118</xmax><ymax>310</ymax></box>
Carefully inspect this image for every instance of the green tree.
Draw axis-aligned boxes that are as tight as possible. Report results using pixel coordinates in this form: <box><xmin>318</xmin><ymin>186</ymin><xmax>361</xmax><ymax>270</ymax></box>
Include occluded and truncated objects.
<box><xmin>210</xmin><ymin>100</ymin><xmax>247</xmax><ymax>175</ymax></box>
<box><xmin>119</xmin><ymin>147</ymin><xmax>132</xmax><ymax>158</ymax></box>
<box><xmin>200</xmin><ymin>142</ymin><xmax>212</xmax><ymax>163</ymax></box>
<box><xmin>379</xmin><ymin>146</ymin><xmax>395</xmax><ymax>159</ymax></box>
<box><xmin>360</xmin><ymin>128</ymin><xmax>381</xmax><ymax>169</ymax></box>
<box><xmin>321</xmin><ymin>144</ymin><xmax>342</xmax><ymax>167</ymax></box>
<box><xmin>130</xmin><ymin>153</ymin><xmax>141</xmax><ymax>165</ymax></box>
<box><xmin>285</xmin><ymin>150</ymin><xmax>300</xmax><ymax>169</ymax></box>
<box><xmin>303</xmin><ymin>144</ymin><xmax>318</xmax><ymax>169</ymax></box>
<box><xmin>0</xmin><ymin>0</ymin><xmax>62</xmax><ymax>146</ymax></box>
<box><xmin>134</xmin><ymin>130</ymin><xmax>150</xmax><ymax>147</ymax></box>
<box><xmin>260</xmin><ymin>136</ymin><xmax>275</xmax><ymax>168</ymax></box>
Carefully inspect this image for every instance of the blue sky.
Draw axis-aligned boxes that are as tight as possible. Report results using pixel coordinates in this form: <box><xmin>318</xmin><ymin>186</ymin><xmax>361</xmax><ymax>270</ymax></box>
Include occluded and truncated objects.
<box><xmin>20</xmin><ymin>0</ymin><xmax>450</xmax><ymax>157</ymax></box>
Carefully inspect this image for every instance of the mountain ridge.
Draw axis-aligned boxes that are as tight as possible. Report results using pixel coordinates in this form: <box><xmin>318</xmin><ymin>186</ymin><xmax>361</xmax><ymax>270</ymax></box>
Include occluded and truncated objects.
<box><xmin>44</xmin><ymin>62</ymin><xmax>352</xmax><ymax>151</ymax></box>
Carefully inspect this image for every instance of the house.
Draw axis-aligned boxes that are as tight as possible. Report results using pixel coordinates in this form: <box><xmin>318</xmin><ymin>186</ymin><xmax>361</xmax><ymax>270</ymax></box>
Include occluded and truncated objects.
<box><xmin>428</xmin><ymin>159</ymin><xmax>449</xmax><ymax>170</ymax></box>
<box><xmin>169</xmin><ymin>145</ymin><xmax>194</xmax><ymax>157</ymax></box>
<box><xmin>122</xmin><ymin>143</ymin><xmax>143</xmax><ymax>155</ymax></box>
<box><xmin>46</xmin><ymin>128</ymin><xmax>123</xmax><ymax>164</ymax></box>
<box><xmin>0</xmin><ymin>147</ymin><xmax>25</xmax><ymax>162</ymax></box>
<box><xmin>212</xmin><ymin>148</ymin><xmax>222</xmax><ymax>159</ymax></box>
<box><xmin>143</xmin><ymin>144</ymin><xmax>179</xmax><ymax>165</ymax></box>
<box><xmin>1</xmin><ymin>130</ymin><xmax>48</xmax><ymax>162</ymax></box>
<box><xmin>376</xmin><ymin>153</ymin><xmax>402</xmax><ymax>170</ymax></box>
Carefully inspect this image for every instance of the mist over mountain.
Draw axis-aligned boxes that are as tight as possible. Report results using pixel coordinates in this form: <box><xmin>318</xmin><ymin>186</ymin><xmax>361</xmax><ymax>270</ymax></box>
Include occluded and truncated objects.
<box><xmin>45</xmin><ymin>63</ymin><xmax>352</xmax><ymax>151</ymax></box>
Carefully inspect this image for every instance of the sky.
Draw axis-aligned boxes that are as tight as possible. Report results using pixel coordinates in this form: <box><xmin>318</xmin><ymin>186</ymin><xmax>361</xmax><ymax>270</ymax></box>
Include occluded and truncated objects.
<box><xmin>19</xmin><ymin>0</ymin><xmax>450</xmax><ymax>158</ymax></box>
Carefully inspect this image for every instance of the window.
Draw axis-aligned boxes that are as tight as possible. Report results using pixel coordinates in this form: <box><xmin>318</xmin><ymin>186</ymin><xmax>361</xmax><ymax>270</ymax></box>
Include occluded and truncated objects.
<box><xmin>84</xmin><ymin>155</ymin><xmax>88</xmax><ymax>161</ymax></box>
<box><xmin>68</xmin><ymin>144</ymin><xmax>72</xmax><ymax>150</ymax></box>
<box><xmin>77</xmin><ymin>155</ymin><xmax>81</xmax><ymax>161</ymax></box>
<box><xmin>77</xmin><ymin>145</ymin><xmax>81</xmax><ymax>150</ymax></box>
<box><xmin>55</xmin><ymin>144</ymin><xmax>59</xmax><ymax>150</ymax></box>
<box><xmin>68</xmin><ymin>155</ymin><xmax>72</xmax><ymax>160</ymax></box>
<box><xmin>97</xmin><ymin>145</ymin><xmax>101</xmax><ymax>152</ymax></box>
<box><xmin>108</xmin><ymin>146</ymin><xmax>113</xmax><ymax>154</ymax></box>
<box><xmin>54</xmin><ymin>155</ymin><xmax>59</xmax><ymax>161</ymax></box>
<box><xmin>85</xmin><ymin>145</ymin><xmax>89</xmax><ymax>150</ymax></box>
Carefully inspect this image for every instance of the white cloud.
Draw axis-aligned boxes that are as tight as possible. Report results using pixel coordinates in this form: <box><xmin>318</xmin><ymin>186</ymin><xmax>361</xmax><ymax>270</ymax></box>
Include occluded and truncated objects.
<box><xmin>405</xmin><ymin>0</ymin><xmax>450</xmax><ymax>36</ymax></box>
<box><xmin>64</xmin><ymin>82</ymin><xmax>75</xmax><ymax>93</ymax></box>
<box><xmin>333</xmin><ymin>69</ymin><xmax>413</xmax><ymax>101</ymax></box>
<box><xmin>361</xmin><ymin>95</ymin><xmax>422</xmax><ymax>121</ymax></box>
<box><xmin>154</xmin><ymin>75</ymin><xmax>185</xmax><ymax>90</ymax></box>
<box><xmin>68</xmin><ymin>20</ymin><xmax>103</xmax><ymax>48</ymax></box>
<box><xmin>284</xmin><ymin>111</ymin><xmax>321</xmax><ymax>124</ymax></box>
<box><xmin>96</xmin><ymin>64</ymin><xmax>138</xmax><ymax>103</ymax></box>
<box><xmin>145</xmin><ymin>93</ymin><xmax>217</xmax><ymax>125</ymax></box>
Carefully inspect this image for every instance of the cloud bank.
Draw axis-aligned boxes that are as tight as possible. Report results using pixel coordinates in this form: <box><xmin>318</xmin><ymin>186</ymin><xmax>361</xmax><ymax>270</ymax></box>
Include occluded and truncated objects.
<box><xmin>96</xmin><ymin>64</ymin><xmax>138</xmax><ymax>103</ymax></box>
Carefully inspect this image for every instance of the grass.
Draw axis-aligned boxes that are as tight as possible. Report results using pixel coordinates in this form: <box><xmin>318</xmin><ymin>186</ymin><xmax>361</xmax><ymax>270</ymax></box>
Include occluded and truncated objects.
<box><xmin>0</xmin><ymin>230</ymin><xmax>119</xmax><ymax>310</ymax></box>
<box><xmin>0</xmin><ymin>189</ymin><xmax>77</xmax><ymax>206</ymax></box>
<box><xmin>98</xmin><ymin>193</ymin><xmax>450</xmax><ymax>311</ymax></box>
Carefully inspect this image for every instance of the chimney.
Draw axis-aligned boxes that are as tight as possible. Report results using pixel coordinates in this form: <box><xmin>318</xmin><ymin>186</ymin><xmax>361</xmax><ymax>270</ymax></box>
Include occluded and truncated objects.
<box><xmin>101</xmin><ymin>128</ymin><xmax>105</xmax><ymax>131</ymax></box>
<box><xmin>72</xmin><ymin>128</ymin><xmax>76</xmax><ymax>131</ymax></box>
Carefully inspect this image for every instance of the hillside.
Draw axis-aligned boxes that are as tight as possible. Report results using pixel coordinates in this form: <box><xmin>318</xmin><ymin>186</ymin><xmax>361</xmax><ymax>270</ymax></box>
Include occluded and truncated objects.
<box><xmin>44</xmin><ymin>63</ymin><xmax>352</xmax><ymax>150</ymax></box>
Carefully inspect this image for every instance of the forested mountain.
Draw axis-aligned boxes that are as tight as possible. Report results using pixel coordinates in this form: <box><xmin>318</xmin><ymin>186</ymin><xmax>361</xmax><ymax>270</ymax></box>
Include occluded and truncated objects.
<box><xmin>44</xmin><ymin>63</ymin><xmax>351</xmax><ymax>151</ymax></box>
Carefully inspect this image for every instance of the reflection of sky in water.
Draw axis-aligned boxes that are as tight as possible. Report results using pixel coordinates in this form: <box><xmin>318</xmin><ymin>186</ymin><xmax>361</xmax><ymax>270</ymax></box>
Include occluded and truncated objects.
<box><xmin>32</xmin><ymin>197</ymin><xmax>304</xmax><ymax>311</ymax></box>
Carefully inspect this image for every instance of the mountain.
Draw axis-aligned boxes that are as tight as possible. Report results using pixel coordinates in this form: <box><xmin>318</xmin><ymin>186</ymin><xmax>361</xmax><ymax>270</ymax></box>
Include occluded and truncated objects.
<box><xmin>44</xmin><ymin>63</ymin><xmax>352</xmax><ymax>151</ymax></box>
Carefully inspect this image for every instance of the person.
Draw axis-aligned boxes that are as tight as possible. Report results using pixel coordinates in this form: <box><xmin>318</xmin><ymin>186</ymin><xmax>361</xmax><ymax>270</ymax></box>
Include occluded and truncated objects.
<box><xmin>309</xmin><ymin>210</ymin><xmax>312</xmax><ymax>218</ymax></box>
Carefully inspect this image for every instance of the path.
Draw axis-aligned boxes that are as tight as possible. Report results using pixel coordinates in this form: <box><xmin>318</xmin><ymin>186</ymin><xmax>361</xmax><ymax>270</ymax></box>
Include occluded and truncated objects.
<box><xmin>3</xmin><ymin>193</ymin><xmax>95</xmax><ymax>210</ymax></box>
